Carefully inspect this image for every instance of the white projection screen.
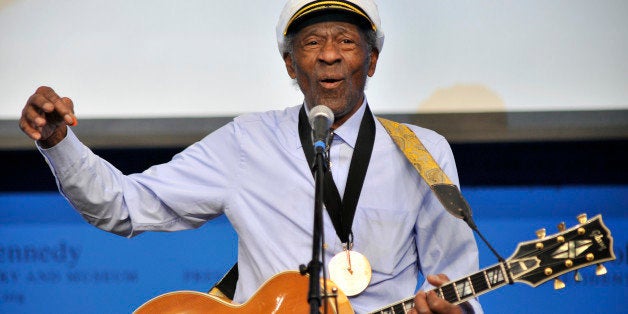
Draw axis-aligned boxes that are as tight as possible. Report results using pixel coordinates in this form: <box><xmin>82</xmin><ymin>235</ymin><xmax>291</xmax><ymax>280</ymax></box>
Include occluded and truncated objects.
<box><xmin>1</xmin><ymin>0</ymin><xmax>626</xmax><ymax>120</ymax></box>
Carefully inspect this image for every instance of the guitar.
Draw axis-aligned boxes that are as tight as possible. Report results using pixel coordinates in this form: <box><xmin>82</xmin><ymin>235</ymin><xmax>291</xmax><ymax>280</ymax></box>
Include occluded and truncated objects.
<box><xmin>134</xmin><ymin>214</ymin><xmax>615</xmax><ymax>314</ymax></box>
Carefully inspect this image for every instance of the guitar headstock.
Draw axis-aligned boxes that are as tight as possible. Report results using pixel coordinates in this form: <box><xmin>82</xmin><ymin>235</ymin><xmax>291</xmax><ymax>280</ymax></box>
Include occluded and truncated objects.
<box><xmin>505</xmin><ymin>214</ymin><xmax>615</xmax><ymax>288</ymax></box>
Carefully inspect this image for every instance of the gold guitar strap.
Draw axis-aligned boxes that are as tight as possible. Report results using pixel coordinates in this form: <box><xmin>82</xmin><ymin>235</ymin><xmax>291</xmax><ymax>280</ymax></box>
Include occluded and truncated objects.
<box><xmin>377</xmin><ymin>117</ymin><xmax>454</xmax><ymax>186</ymax></box>
<box><xmin>377</xmin><ymin>117</ymin><xmax>473</xmax><ymax>221</ymax></box>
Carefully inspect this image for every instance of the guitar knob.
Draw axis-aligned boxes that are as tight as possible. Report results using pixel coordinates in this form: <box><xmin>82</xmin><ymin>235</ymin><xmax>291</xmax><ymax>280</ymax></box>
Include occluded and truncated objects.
<box><xmin>577</xmin><ymin>213</ymin><xmax>588</xmax><ymax>224</ymax></box>
<box><xmin>536</xmin><ymin>228</ymin><xmax>546</xmax><ymax>239</ymax></box>
<box><xmin>553</xmin><ymin>278</ymin><xmax>566</xmax><ymax>290</ymax></box>
<box><xmin>331</xmin><ymin>287</ymin><xmax>338</xmax><ymax>295</ymax></box>
<box><xmin>557</xmin><ymin>222</ymin><xmax>566</xmax><ymax>232</ymax></box>
<box><xmin>596</xmin><ymin>264</ymin><xmax>608</xmax><ymax>276</ymax></box>
<box><xmin>574</xmin><ymin>270</ymin><xmax>583</xmax><ymax>282</ymax></box>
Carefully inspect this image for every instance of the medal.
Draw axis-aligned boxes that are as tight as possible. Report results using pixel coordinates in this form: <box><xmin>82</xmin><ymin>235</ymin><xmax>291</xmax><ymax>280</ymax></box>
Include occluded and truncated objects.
<box><xmin>328</xmin><ymin>248</ymin><xmax>372</xmax><ymax>296</ymax></box>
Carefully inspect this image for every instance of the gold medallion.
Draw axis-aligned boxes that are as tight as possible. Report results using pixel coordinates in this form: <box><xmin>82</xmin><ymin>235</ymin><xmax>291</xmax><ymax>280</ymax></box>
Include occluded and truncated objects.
<box><xmin>328</xmin><ymin>250</ymin><xmax>372</xmax><ymax>296</ymax></box>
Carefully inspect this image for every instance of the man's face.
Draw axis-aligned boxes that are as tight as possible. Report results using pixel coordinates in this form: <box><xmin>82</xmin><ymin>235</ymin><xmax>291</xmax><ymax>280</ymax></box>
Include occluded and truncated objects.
<box><xmin>284</xmin><ymin>20</ymin><xmax>379</xmax><ymax>127</ymax></box>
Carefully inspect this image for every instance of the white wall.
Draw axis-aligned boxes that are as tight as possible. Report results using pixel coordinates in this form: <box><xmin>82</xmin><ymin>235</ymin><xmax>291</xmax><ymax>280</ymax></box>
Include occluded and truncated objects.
<box><xmin>1</xmin><ymin>0</ymin><xmax>626</xmax><ymax>119</ymax></box>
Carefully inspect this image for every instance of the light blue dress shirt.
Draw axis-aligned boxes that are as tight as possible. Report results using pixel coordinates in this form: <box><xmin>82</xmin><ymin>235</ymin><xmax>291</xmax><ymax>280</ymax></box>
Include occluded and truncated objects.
<box><xmin>40</xmin><ymin>101</ymin><xmax>482</xmax><ymax>313</ymax></box>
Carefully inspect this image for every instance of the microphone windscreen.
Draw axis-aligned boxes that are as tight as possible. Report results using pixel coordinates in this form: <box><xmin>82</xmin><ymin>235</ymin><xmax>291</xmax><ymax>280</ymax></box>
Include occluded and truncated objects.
<box><xmin>308</xmin><ymin>105</ymin><xmax>334</xmax><ymax>128</ymax></box>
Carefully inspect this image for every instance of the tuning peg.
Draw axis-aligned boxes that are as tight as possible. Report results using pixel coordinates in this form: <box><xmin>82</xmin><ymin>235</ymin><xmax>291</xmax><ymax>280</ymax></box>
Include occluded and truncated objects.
<box><xmin>596</xmin><ymin>264</ymin><xmax>607</xmax><ymax>276</ymax></box>
<box><xmin>574</xmin><ymin>270</ymin><xmax>583</xmax><ymax>282</ymax></box>
<box><xmin>577</xmin><ymin>213</ymin><xmax>588</xmax><ymax>224</ymax></box>
<box><xmin>554</xmin><ymin>277</ymin><xmax>566</xmax><ymax>290</ymax></box>
<box><xmin>536</xmin><ymin>228</ymin><xmax>546</xmax><ymax>239</ymax></box>
<box><xmin>557</xmin><ymin>222</ymin><xmax>566</xmax><ymax>232</ymax></box>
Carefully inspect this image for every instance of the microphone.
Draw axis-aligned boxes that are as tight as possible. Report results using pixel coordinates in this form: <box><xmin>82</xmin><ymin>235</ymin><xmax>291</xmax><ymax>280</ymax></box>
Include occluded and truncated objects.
<box><xmin>307</xmin><ymin>105</ymin><xmax>334</xmax><ymax>153</ymax></box>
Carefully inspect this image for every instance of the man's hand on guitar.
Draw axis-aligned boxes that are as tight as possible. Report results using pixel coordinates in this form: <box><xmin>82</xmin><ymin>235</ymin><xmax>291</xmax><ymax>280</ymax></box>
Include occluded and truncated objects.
<box><xmin>411</xmin><ymin>274</ymin><xmax>470</xmax><ymax>314</ymax></box>
<box><xmin>19</xmin><ymin>86</ymin><xmax>77</xmax><ymax>148</ymax></box>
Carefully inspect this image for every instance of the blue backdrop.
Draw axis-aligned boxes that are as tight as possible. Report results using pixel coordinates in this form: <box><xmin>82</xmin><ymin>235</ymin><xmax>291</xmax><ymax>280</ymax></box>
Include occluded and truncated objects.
<box><xmin>1</xmin><ymin>186</ymin><xmax>626</xmax><ymax>313</ymax></box>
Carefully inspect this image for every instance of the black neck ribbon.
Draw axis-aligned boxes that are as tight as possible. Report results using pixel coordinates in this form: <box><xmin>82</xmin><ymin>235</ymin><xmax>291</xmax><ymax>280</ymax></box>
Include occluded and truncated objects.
<box><xmin>298</xmin><ymin>104</ymin><xmax>376</xmax><ymax>245</ymax></box>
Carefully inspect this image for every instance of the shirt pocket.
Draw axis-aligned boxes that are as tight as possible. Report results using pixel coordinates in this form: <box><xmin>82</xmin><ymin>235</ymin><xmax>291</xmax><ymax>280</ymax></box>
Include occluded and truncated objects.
<box><xmin>351</xmin><ymin>206</ymin><xmax>417</xmax><ymax>277</ymax></box>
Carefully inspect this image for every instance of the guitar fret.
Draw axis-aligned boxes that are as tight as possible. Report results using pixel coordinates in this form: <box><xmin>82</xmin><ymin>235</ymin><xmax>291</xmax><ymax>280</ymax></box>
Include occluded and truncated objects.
<box><xmin>440</xmin><ymin>283</ymin><xmax>459</xmax><ymax>303</ymax></box>
<box><xmin>499</xmin><ymin>263</ymin><xmax>510</xmax><ymax>285</ymax></box>
<box><xmin>436</xmin><ymin>286</ymin><xmax>444</xmax><ymax>299</ymax></box>
<box><xmin>403</xmin><ymin>299</ymin><xmax>414</xmax><ymax>313</ymax></box>
<box><xmin>485</xmin><ymin>265</ymin><xmax>506</xmax><ymax>287</ymax></box>
<box><xmin>454</xmin><ymin>277</ymin><xmax>474</xmax><ymax>300</ymax></box>
<box><xmin>452</xmin><ymin>281</ymin><xmax>462</xmax><ymax>300</ymax></box>
<box><xmin>482</xmin><ymin>269</ymin><xmax>491</xmax><ymax>288</ymax></box>
<box><xmin>391</xmin><ymin>302</ymin><xmax>405</xmax><ymax>313</ymax></box>
<box><xmin>388</xmin><ymin>299</ymin><xmax>411</xmax><ymax>314</ymax></box>
<box><xmin>470</xmin><ymin>271</ymin><xmax>489</xmax><ymax>294</ymax></box>
<box><xmin>467</xmin><ymin>276</ymin><xmax>476</xmax><ymax>295</ymax></box>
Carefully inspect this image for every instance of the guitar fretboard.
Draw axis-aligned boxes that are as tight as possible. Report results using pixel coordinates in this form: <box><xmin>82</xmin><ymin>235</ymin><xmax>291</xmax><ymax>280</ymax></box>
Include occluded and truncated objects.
<box><xmin>368</xmin><ymin>263</ymin><xmax>510</xmax><ymax>314</ymax></box>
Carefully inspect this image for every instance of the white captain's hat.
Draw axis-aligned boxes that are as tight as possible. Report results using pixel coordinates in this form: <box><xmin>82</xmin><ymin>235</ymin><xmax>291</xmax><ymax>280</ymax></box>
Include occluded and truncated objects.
<box><xmin>276</xmin><ymin>0</ymin><xmax>385</xmax><ymax>55</ymax></box>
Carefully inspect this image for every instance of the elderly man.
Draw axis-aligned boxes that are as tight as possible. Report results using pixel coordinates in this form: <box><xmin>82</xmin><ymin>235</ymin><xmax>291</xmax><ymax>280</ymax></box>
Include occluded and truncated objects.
<box><xmin>19</xmin><ymin>0</ymin><xmax>482</xmax><ymax>313</ymax></box>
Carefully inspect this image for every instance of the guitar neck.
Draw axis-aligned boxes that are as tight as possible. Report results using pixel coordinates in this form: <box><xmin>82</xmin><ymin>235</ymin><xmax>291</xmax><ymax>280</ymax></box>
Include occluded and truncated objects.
<box><xmin>369</xmin><ymin>262</ymin><xmax>510</xmax><ymax>313</ymax></box>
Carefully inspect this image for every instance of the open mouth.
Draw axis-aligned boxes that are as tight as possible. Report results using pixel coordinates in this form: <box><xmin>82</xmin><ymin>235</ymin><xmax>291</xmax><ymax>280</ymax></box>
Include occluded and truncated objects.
<box><xmin>319</xmin><ymin>78</ymin><xmax>343</xmax><ymax>89</ymax></box>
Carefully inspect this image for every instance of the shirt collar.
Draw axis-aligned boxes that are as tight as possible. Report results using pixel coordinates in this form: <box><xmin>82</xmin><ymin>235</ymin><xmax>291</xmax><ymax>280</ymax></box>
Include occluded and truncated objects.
<box><xmin>331</xmin><ymin>98</ymin><xmax>367</xmax><ymax>149</ymax></box>
<box><xmin>298</xmin><ymin>97</ymin><xmax>369</xmax><ymax>150</ymax></box>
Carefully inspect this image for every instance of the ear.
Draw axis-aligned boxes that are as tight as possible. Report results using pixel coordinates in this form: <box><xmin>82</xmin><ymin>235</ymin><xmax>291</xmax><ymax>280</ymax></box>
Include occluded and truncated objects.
<box><xmin>367</xmin><ymin>49</ymin><xmax>379</xmax><ymax>77</ymax></box>
<box><xmin>283</xmin><ymin>53</ymin><xmax>297</xmax><ymax>79</ymax></box>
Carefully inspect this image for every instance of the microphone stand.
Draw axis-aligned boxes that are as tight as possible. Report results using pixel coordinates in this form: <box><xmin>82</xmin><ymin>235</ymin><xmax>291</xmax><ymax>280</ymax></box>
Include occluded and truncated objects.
<box><xmin>300</xmin><ymin>143</ymin><xmax>328</xmax><ymax>314</ymax></box>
